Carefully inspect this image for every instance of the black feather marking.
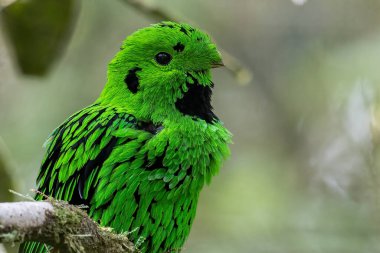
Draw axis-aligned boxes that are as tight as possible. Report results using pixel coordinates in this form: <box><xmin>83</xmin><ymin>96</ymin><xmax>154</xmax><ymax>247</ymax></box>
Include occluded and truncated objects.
<box><xmin>180</xmin><ymin>27</ymin><xmax>188</xmax><ymax>35</ymax></box>
<box><xmin>175</xmin><ymin>77</ymin><xmax>218</xmax><ymax>123</ymax></box>
<box><xmin>134</xmin><ymin>190</ymin><xmax>141</xmax><ymax>204</ymax></box>
<box><xmin>124</xmin><ymin>67</ymin><xmax>142</xmax><ymax>94</ymax></box>
<box><xmin>68</xmin><ymin>110</ymin><xmax>106</xmax><ymax>152</ymax></box>
<box><xmin>144</xmin><ymin>142</ymin><xmax>168</xmax><ymax>171</ymax></box>
<box><xmin>186</xmin><ymin>166</ymin><xmax>193</xmax><ymax>176</ymax></box>
<box><xmin>137</xmin><ymin>121</ymin><xmax>163</xmax><ymax>134</ymax></box>
<box><xmin>37</xmin><ymin>128</ymin><xmax>65</xmax><ymax>192</ymax></box>
<box><xmin>173</xmin><ymin>42</ymin><xmax>185</xmax><ymax>52</ymax></box>
<box><xmin>72</xmin><ymin>136</ymin><xmax>119</xmax><ymax>206</ymax></box>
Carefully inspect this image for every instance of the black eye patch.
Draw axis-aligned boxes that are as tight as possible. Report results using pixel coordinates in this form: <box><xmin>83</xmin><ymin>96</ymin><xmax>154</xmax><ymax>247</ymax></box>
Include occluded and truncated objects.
<box><xmin>173</xmin><ymin>42</ymin><xmax>185</xmax><ymax>52</ymax></box>
<box><xmin>124</xmin><ymin>67</ymin><xmax>142</xmax><ymax>93</ymax></box>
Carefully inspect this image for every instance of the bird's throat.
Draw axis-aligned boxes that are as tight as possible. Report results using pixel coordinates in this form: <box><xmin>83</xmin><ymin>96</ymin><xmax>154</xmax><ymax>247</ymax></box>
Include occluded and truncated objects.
<box><xmin>175</xmin><ymin>80</ymin><xmax>218</xmax><ymax>123</ymax></box>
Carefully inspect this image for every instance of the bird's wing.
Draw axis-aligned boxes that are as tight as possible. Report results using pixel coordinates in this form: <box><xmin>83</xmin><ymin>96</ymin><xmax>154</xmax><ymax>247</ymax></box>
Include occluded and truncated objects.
<box><xmin>19</xmin><ymin>103</ymin><xmax>145</xmax><ymax>253</ymax></box>
<box><xmin>36</xmin><ymin>103</ymin><xmax>141</xmax><ymax>205</ymax></box>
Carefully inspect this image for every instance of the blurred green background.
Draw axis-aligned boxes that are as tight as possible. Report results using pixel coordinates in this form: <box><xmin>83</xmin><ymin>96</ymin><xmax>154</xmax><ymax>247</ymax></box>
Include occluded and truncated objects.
<box><xmin>1</xmin><ymin>0</ymin><xmax>380</xmax><ymax>252</ymax></box>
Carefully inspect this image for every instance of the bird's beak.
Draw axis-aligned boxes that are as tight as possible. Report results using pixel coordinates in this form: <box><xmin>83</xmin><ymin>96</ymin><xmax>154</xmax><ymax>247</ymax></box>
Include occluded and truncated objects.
<box><xmin>211</xmin><ymin>62</ymin><xmax>225</xmax><ymax>68</ymax></box>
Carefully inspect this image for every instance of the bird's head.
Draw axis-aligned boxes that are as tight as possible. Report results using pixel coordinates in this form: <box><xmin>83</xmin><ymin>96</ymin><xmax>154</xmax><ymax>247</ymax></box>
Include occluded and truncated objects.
<box><xmin>99</xmin><ymin>21</ymin><xmax>223</xmax><ymax>124</ymax></box>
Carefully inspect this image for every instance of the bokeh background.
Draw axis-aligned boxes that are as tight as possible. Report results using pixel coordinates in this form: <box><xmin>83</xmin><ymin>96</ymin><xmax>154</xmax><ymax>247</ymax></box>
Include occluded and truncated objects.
<box><xmin>1</xmin><ymin>0</ymin><xmax>380</xmax><ymax>252</ymax></box>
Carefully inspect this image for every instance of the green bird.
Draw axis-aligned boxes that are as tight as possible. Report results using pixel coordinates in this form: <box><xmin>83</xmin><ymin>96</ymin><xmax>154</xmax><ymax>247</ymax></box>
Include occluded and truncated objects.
<box><xmin>20</xmin><ymin>21</ymin><xmax>231</xmax><ymax>253</ymax></box>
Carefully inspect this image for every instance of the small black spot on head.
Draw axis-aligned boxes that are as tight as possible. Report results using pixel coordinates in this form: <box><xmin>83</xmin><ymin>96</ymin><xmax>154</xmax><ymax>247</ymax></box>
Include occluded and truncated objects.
<box><xmin>159</xmin><ymin>23</ymin><xmax>174</xmax><ymax>28</ymax></box>
<box><xmin>124</xmin><ymin>67</ymin><xmax>142</xmax><ymax>94</ymax></box>
<box><xmin>196</xmin><ymin>37</ymin><xmax>202</xmax><ymax>42</ymax></box>
<box><xmin>180</xmin><ymin>27</ymin><xmax>189</xmax><ymax>35</ymax></box>
<box><xmin>173</xmin><ymin>42</ymin><xmax>185</xmax><ymax>52</ymax></box>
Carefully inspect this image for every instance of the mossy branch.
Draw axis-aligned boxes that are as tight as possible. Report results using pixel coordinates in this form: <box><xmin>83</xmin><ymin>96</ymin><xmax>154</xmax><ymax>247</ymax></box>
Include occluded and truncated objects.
<box><xmin>0</xmin><ymin>200</ymin><xmax>137</xmax><ymax>253</ymax></box>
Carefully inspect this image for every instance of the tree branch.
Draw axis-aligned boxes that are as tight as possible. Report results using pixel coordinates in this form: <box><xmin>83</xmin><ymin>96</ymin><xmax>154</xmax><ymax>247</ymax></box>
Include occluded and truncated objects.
<box><xmin>0</xmin><ymin>200</ymin><xmax>136</xmax><ymax>253</ymax></box>
<box><xmin>0</xmin><ymin>244</ymin><xmax>6</xmax><ymax>253</ymax></box>
<box><xmin>0</xmin><ymin>0</ymin><xmax>17</xmax><ymax>10</ymax></box>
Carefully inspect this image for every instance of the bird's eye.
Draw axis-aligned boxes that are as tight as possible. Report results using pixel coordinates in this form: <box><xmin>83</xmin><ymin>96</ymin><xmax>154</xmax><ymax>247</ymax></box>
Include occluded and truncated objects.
<box><xmin>155</xmin><ymin>52</ymin><xmax>172</xmax><ymax>65</ymax></box>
